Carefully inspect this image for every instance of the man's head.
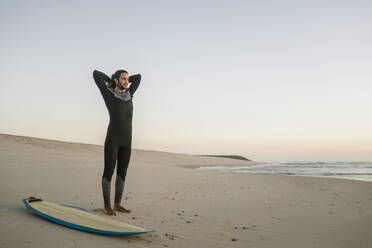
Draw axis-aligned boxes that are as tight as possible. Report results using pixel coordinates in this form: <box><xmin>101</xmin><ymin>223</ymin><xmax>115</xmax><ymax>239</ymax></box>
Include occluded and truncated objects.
<box><xmin>111</xmin><ymin>70</ymin><xmax>129</xmax><ymax>90</ymax></box>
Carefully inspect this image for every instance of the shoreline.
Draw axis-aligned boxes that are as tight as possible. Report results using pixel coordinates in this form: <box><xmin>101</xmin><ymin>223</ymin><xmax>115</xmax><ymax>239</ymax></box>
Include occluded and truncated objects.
<box><xmin>197</xmin><ymin>167</ymin><xmax>372</xmax><ymax>183</ymax></box>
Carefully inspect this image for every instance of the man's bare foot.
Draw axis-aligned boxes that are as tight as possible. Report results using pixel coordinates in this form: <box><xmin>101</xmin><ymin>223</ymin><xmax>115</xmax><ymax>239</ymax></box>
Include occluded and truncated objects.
<box><xmin>114</xmin><ymin>203</ymin><xmax>131</xmax><ymax>213</ymax></box>
<box><xmin>103</xmin><ymin>206</ymin><xmax>116</xmax><ymax>216</ymax></box>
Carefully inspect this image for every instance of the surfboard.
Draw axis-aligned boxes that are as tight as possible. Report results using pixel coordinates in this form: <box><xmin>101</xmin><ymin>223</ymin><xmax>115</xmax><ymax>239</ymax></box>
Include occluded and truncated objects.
<box><xmin>23</xmin><ymin>196</ymin><xmax>154</xmax><ymax>235</ymax></box>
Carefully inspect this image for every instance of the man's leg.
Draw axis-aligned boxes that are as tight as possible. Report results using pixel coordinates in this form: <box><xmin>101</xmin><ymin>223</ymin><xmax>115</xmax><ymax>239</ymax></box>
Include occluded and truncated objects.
<box><xmin>102</xmin><ymin>137</ymin><xmax>118</xmax><ymax>215</ymax></box>
<box><xmin>114</xmin><ymin>145</ymin><xmax>131</xmax><ymax>213</ymax></box>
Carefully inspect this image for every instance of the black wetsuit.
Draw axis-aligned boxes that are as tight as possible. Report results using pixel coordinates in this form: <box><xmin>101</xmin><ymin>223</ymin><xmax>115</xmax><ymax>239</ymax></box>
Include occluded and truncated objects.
<box><xmin>93</xmin><ymin>70</ymin><xmax>141</xmax><ymax>207</ymax></box>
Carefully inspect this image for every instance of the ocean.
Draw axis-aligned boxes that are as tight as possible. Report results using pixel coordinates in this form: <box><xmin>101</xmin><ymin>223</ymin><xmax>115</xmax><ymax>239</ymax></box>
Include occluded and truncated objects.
<box><xmin>198</xmin><ymin>161</ymin><xmax>372</xmax><ymax>182</ymax></box>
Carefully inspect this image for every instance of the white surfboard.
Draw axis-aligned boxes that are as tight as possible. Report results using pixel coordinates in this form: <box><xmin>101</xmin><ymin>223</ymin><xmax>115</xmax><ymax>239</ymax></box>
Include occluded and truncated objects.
<box><xmin>23</xmin><ymin>197</ymin><xmax>154</xmax><ymax>235</ymax></box>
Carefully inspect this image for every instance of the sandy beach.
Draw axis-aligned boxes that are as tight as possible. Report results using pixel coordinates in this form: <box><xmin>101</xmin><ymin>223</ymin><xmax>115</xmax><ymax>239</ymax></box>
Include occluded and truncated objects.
<box><xmin>0</xmin><ymin>133</ymin><xmax>371</xmax><ymax>248</ymax></box>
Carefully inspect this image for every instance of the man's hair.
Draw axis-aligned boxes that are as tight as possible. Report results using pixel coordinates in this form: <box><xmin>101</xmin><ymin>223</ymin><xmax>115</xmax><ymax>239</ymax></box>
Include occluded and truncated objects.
<box><xmin>110</xmin><ymin>70</ymin><xmax>128</xmax><ymax>88</ymax></box>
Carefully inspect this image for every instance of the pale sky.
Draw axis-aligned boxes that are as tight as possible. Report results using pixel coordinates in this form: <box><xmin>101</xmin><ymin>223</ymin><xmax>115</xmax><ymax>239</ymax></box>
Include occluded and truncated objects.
<box><xmin>1</xmin><ymin>0</ymin><xmax>372</xmax><ymax>162</ymax></box>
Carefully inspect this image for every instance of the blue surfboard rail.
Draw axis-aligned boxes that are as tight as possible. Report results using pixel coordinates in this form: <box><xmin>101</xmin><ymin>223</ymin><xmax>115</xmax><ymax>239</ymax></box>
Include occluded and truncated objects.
<box><xmin>23</xmin><ymin>197</ymin><xmax>154</xmax><ymax>235</ymax></box>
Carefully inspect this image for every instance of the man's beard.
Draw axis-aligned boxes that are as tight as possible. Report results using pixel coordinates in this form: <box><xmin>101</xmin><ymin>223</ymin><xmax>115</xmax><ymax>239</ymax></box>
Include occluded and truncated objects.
<box><xmin>118</xmin><ymin>83</ymin><xmax>125</xmax><ymax>90</ymax></box>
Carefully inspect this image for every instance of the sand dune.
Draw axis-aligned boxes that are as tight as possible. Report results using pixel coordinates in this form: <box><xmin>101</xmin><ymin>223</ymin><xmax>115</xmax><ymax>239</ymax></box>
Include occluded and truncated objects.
<box><xmin>1</xmin><ymin>133</ymin><xmax>371</xmax><ymax>248</ymax></box>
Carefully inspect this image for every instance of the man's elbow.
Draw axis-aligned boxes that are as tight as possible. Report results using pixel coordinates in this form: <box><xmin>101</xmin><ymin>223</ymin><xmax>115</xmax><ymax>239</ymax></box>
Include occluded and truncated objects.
<box><xmin>93</xmin><ymin>70</ymin><xmax>101</xmax><ymax>80</ymax></box>
<box><xmin>129</xmin><ymin>74</ymin><xmax>141</xmax><ymax>84</ymax></box>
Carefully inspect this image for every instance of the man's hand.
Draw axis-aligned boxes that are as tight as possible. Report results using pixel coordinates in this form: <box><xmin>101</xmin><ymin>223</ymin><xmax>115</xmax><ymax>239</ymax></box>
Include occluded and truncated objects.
<box><xmin>105</xmin><ymin>81</ymin><xmax>113</xmax><ymax>88</ymax></box>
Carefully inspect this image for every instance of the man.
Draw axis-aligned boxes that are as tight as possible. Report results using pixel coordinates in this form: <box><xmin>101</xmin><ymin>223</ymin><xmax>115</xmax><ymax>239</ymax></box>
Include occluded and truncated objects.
<box><xmin>93</xmin><ymin>69</ymin><xmax>141</xmax><ymax>215</ymax></box>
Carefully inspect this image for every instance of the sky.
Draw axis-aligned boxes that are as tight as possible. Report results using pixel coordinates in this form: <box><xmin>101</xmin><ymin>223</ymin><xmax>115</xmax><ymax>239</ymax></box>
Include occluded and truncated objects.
<box><xmin>1</xmin><ymin>0</ymin><xmax>372</xmax><ymax>162</ymax></box>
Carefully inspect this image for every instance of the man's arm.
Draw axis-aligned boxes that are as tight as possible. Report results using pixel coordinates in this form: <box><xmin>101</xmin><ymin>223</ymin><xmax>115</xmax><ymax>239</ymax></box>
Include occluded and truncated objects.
<box><xmin>93</xmin><ymin>70</ymin><xmax>111</xmax><ymax>96</ymax></box>
<box><xmin>128</xmin><ymin>74</ymin><xmax>141</xmax><ymax>97</ymax></box>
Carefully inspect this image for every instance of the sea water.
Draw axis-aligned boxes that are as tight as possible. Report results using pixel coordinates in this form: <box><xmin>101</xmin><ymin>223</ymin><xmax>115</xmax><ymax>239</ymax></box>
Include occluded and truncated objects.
<box><xmin>198</xmin><ymin>161</ymin><xmax>372</xmax><ymax>182</ymax></box>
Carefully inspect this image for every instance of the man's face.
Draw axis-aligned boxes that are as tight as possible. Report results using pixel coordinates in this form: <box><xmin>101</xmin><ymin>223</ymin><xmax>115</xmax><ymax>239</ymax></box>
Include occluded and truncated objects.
<box><xmin>116</xmin><ymin>72</ymin><xmax>129</xmax><ymax>90</ymax></box>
